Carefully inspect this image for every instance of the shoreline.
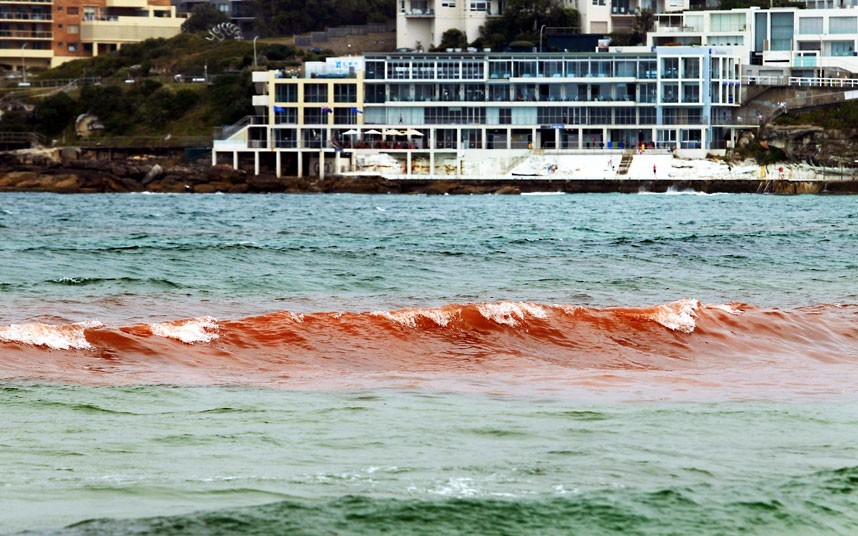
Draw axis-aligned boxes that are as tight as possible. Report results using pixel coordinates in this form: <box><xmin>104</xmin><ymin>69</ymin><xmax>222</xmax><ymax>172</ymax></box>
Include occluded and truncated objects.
<box><xmin>1</xmin><ymin>149</ymin><xmax>857</xmax><ymax>195</ymax></box>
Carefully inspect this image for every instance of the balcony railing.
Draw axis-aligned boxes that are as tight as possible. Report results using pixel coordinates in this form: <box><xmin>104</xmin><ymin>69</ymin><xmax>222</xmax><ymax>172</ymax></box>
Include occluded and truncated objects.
<box><xmin>0</xmin><ymin>11</ymin><xmax>51</xmax><ymax>20</ymax></box>
<box><xmin>0</xmin><ymin>29</ymin><xmax>51</xmax><ymax>38</ymax></box>
<box><xmin>405</xmin><ymin>8</ymin><xmax>434</xmax><ymax>16</ymax></box>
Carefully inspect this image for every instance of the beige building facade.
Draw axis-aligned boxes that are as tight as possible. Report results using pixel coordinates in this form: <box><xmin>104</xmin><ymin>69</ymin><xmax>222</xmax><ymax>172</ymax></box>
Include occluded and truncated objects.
<box><xmin>1</xmin><ymin>0</ymin><xmax>182</xmax><ymax>73</ymax></box>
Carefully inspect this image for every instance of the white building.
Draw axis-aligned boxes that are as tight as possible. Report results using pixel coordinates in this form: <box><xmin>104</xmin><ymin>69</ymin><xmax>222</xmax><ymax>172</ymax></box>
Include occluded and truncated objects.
<box><xmin>396</xmin><ymin>0</ymin><xmax>693</xmax><ymax>50</ymax></box>
<box><xmin>213</xmin><ymin>47</ymin><xmax>749</xmax><ymax>179</ymax></box>
<box><xmin>649</xmin><ymin>6</ymin><xmax>858</xmax><ymax>78</ymax></box>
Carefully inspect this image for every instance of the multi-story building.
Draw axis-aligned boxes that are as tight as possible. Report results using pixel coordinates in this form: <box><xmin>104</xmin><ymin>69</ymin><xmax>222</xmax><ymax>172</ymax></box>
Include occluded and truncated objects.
<box><xmin>1</xmin><ymin>0</ymin><xmax>183</xmax><ymax>73</ymax></box>
<box><xmin>396</xmin><ymin>0</ymin><xmax>694</xmax><ymax>50</ymax></box>
<box><xmin>213</xmin><ymin>48</ymin><xmax>748</xmax><ymax>178</ymax></box>
<box><xmin>649</xmin><ymin>6</ymin><xmax>858</xmax><ymax>78</ymax></box>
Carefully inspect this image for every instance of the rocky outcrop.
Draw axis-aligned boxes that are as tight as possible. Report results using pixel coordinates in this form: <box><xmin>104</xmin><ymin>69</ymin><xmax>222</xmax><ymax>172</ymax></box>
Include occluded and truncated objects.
<box><xmin>1</xmin><ymin>148</ymin><xmax>857</xmax><ymax>195</ymax></box>
<box><xmin>758</xmin><ymin>124</ymin><xmax>858</xmax><ymax>167</ymax></box>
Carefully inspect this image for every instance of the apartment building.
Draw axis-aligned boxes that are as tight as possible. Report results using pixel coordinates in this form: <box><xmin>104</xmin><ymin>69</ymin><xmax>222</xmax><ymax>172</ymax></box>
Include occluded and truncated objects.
<box><xmin>649</xmin><ymin>6</ymin><xmax>858</xmax><ymax>77</ymax></box>
<box><xmin>396</xmin><ymin>0</ymin><xmax>694</xmax><ymax>50</ymax></box>
<box><xmin>213</xmin><ymin>48</ymin><xmax>748</xmax><ymax>178</ymax></box>
<box><xmin>2</xmin><ymin>0</ymin><xmax>183</xmax><ymax>73</ymax></box>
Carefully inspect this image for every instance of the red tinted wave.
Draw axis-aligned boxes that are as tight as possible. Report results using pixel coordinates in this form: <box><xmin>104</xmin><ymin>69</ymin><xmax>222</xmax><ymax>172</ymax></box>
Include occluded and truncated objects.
<box><xmin>1</xmin><ymin>300</ymin><xmax>856</xmax><ymax>398</ymax></box>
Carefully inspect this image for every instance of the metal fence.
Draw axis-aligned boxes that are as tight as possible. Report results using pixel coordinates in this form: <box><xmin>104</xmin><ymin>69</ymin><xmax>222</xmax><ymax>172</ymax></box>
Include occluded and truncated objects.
<box><xmin>294</xmin><ymin>22</ymin><xmax>395</xmax><ymax>47</ymax></box>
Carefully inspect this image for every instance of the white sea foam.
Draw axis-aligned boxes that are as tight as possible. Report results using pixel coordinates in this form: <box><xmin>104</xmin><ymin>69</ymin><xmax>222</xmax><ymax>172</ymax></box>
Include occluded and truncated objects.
<box><xmin>0</xmin><ymin>321</ymin><xmax>102</xmax><ymax>350</ymax></box>
<box><xmin>429</xmin><ymin>477</ymin><xmax>480</xmax><ymax>497</ymax></box>
<box><xmin>706</xmin><ymin>303</ymin><xmax>743</xmax><ymax>315</ymax></box>
<box><xmin>376</xmin><ymin>308</ymin><xmax>454</xmax><ymax>328</ymax></box>
<box><xmin>521</xmin><ymin>191</ymin><xmax>565</xmax><ymax>196</ymax></box>
<box><xmin>477</xmin><ymin>301</ymin><xmax>548</xmax><ymax>327</ymax></box>
<box><xmin>149</xmin><ymin>317</ymin><xmax>219</xmax><ymax>344</ymax></box>
<box><xmin>649</xmin><ymin>299</ymin><xmax>701</xmax><ymax>333</ymax></box>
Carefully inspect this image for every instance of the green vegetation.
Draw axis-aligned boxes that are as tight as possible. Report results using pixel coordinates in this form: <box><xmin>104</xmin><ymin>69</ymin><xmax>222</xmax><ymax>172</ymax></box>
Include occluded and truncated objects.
<box><xmin>773</xmin><ymin>100</ymin><xmax>858</xmax><ymax>131</ymax></box>
<box><xmin>433</xmin><ymin>29</ymin><xmax>469</xmax><ymax>52</ymax></box>
<box><xmin>610</xmin><ymin>9</ymin><xmax>655</xmax><ymax>47</ymax></box>
<box><xmin>0</xmin><ymin>34</ymin><xmax>310</xmax><ymax>140</ymax></box>
<box><xmin>253</xmin><ymin>0</ymin><xmax>395</xmax><ymax>36</ymax></box>
<box><xmin>476</xmin><ymin>0</ymin><xmax>578</xmax><ymax>51</ymax></box>
<box><xmin>181</xmin><ymin>4</ymin><xmax>231</xmax><ymax>34</ymax></box>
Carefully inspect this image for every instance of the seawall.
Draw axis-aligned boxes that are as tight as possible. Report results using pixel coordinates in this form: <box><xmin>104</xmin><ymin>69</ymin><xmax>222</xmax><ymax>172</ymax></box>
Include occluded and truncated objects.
<box><xmin>1</xmin><ymin>150</ymin><xmax>857</xmax><ymax>194</ymax></box>
<box><xmin>2</xmin><ymin>168</ymin><xmax>857</xmax><ymax>195</ymax></box>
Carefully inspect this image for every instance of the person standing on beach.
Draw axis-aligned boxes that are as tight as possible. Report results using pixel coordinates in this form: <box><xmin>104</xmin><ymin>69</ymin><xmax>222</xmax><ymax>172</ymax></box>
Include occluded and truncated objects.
<box><xmin>653</xmin><ymin>164</ymin><xmax>657</xmax><ymax>176</ymax></box>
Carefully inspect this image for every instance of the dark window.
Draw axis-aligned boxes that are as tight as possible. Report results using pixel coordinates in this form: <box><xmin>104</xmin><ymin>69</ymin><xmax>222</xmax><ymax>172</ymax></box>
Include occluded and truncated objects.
<box><xmin>275</xmin><ymin>83</ymin><xmax>298</xmax><ymax>102</ymax></box>
<box><xmin>304</xmin><ymin>83</ymin><xmax>328</xmax><ymax>103</ymax></box>
<box><xmin>334</xmin><ymin>83</ymin><xmax>356</xmax><ymax>103</ymax></box>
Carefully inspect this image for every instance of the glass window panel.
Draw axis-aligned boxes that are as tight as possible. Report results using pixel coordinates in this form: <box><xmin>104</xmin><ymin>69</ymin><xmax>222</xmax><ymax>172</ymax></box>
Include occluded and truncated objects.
<box><xmin>799</xmin><ymin>17</ymin><xmax>823</xmax><ymax>35</ymax></box>
<box><xmin>275</xmin><ymin>83</ymin><xmax>298</xmax><ymax>102</ymax></box>
<box><xmin>830</xmin><ymin>17</ymin><xmax>857</xmax><ymax>34</ymax></box>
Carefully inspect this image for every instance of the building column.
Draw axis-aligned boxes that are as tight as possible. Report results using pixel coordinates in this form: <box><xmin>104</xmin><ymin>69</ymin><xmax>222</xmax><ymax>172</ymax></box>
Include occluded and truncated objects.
<box><xmin>298</xmin><ymin>152</ymin><xmax>303</xmax><ymax>178</ymax></box>
<box><xmin>254</xmin><ymin>152</ymin><xmax>259</xmax><ymax>175</ymax></box>
<box><xmin>319</xmin><ymin>151</ymin><xmax>325</xmax><ymax>179</ymax></box>
<box><xmin>430</xmin><ymin>150</ymin><xmax>435</xmax><ymax>179</ymax></box>
<box><xmin>406</xmin><ymin>151</ymin><xmax>412</xmax><ymax>177</ymax></box>
<box><xmin>602</xmin><ymin>127</ymin><xmax>608</xmax><ymax>148</ymax></box>
<box><xmin>275</xmin><ymin>151</ymin><xmax>281</xmax><ymax>178</ymax></box>
<box><xmin>212</xmin><ymin>150</ymin><xmax>217</xmax><ymax>166</ymax></box>
<box><xmin>335</xmin><ymin>151</ymin><xmax>341</xmax><ymax>176</ymax></box>
<box><xmin>232</xmin><ymin>151</ymin><xmax>238</xmax><ymax>170</ymax></box>
<box><xmin>578</xmin><ymin>128</ymin><xmax>583</xmax><ymax>149</ymax></box>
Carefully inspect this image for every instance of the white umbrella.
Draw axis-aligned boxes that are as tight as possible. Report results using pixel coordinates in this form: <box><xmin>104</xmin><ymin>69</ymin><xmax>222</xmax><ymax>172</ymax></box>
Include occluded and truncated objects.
<box><xmin>342</xmin><ymin>129</ymin><xmax>360</xmax><ymax>136</ymax></box>
<box><xmin>383</xmin><ymin>129</ymin><xmax>403</xmax><ymax>136</ymax></box>
<box><xmin>365</xmin><ymin>129</ymin><xmax>382</xmax><ymax>135</ymax></box>
<box><xmin>404</xmin><ymin>128</ymin><xmax>423</xmax><ymax>136</ymax></box>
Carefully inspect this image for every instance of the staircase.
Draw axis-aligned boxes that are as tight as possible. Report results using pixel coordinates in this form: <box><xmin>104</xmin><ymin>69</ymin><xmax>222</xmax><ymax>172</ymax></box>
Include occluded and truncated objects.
<box><xmin>616</xmin><ymin>151</ymin><xmax>634</xmax><ymax>175</ymax></box>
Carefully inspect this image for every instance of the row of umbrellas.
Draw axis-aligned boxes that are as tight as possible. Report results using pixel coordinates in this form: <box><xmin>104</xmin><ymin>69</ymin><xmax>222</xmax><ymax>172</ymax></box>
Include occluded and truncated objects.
<box><xmin>341</xmin><ymin>128</ymin><xmax>423</xmax><ymax>136</ymax></box>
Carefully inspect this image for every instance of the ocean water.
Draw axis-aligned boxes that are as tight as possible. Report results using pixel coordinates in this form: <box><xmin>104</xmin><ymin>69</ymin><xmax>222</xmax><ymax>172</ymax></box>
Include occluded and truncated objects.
<box><xmin>1</xmin><ymin>192</ymin><xmax>857</xmax><ymax>534</ymax></box>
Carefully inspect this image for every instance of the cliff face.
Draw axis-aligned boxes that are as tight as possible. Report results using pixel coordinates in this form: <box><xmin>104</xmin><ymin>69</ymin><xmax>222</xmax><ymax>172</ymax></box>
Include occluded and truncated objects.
<box><xmin>759</xmin><ymin>124</ymin><xmax>858</xmax><ymax>167</ymax></box>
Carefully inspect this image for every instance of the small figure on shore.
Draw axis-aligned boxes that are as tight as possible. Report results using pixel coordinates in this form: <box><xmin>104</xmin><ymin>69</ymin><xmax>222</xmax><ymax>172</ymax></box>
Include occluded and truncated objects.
<box><xmin>653</xmin><ymin>164</ymin><xmax>657</xmax><ymax>176</ymax></box>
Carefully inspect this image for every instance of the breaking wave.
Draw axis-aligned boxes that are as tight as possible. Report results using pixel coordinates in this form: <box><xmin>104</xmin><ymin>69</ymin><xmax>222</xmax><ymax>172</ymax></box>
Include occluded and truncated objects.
<box><xmin>1</xmin><ymin>301</ymin><xmax>856</xmax><ymax>396</ymax></box>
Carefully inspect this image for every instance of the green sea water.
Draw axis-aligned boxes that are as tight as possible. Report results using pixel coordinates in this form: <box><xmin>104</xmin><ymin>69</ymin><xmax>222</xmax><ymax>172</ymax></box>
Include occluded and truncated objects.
<box><xmin>3</xmin><ymin>385</ymin><xmax>858</xmax><ymax>535</ymax></box>
<box><xmin>2</xmin><ymin>192</ymin><xmax>858</xmax><ymax>534</ymax></box>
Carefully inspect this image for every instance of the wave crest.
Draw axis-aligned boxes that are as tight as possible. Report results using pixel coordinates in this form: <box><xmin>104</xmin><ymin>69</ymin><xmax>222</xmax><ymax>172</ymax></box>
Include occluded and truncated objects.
<box><xmin>0</xmin><ymin>321</ymin><xmax>102</xmax><ymax>350</ymax></box>
<box><xmin>1</xmin><ymin>301</ymin><xmax>855</xmax><ymax>395</ymax></box>
<box><xmin>148</xmin><ymin>317</ymin><xmax>220</xmax><ymax>344</ymax></box>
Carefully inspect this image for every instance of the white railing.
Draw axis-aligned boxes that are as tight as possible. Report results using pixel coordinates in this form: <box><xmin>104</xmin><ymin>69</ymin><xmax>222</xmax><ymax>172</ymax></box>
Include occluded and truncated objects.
<box><xmin>743</xmin><ymin>75</ymin><xmax>858</xmax><ymax>88</ymax></box>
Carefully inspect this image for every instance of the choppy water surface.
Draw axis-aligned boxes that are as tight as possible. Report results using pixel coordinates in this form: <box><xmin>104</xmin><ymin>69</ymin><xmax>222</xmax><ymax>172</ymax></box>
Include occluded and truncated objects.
<box><xmin>1</xmin><ymin>192</ymin><xmax>856</xmax><ymax>323</ymax></box>
<box><xmin>4</xmin><ymin>386</ymin><xmax>858</xmax><ymax>535</ymax></box>
<box><xmin>1</xmin><ymin>192</ymin><xmax>857</xmax><ymax>534</ymax></box>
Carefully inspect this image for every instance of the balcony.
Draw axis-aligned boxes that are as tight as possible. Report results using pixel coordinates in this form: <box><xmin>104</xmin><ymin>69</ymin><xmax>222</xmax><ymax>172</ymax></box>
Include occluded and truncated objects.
<box><xmin>0</xmin><ymin>11</ymin><xmax>51</xmax><ymax>21</ymax></box>
<box><xmin>105</xmin><ymin>0</ymin><xmax>149</xmax><ymax>7</ymax></box>
<box><xmin>405</xmin><ymin>8</ymin><xmax>434</xmax><ymax>17</ymax></box>
<box><xmin>81</xmin><ymin>16</ymin><xmax>182</xmax><ymax>42</ymax></box>
<box><xmin>0</xmin><ymin>29</ymin><xmax>51</xmax><ymax>38</ymax></box>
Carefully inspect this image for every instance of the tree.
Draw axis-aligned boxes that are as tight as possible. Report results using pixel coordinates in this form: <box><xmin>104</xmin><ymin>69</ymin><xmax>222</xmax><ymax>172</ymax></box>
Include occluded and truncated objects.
<box><xmin>479</xmin><ymin>0</ymin><xmax>578</xmax><ymax>51</ymax></box>
<box><xmin>433</xmin><ymin>29</ymin><xmax>468</xmax><ymax>51</ymax></box>
<box><xmin>631</xmin><ymin>8</ymin><xmax>655</xmax><ymax>46</ymax></box>
<box><xmin>32</xmin><ymin>93</ymin><xmax>76</xmax><ymax>137</ymax></box>
<box><xmin>253</xmin><ymin>0</ymin><xmax>395</xmax><ymax>37</ymax></box>
<box><xmin>182</xmin><ymin>4</ymin><xmax>230</xmax><ymax>34</ymax></box>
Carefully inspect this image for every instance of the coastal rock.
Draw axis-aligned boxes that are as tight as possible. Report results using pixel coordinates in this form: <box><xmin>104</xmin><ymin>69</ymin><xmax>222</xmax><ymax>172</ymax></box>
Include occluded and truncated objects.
<box><xmin>142</xmin><ymin>164</ymin><xmax>163</xmax><ymax>185</ymax></box>
<box><xmin>495</xmin><ymin>185</ymin><xmax>521</xmax><ymax>195</ymax></box>
<box><xmin>247</xmin><ymin>175</ymin><xmax>285</xmax><ymax>191</ymax></box>
<box><xmin>193</xmin><ymin>182</ymin><xmax>233</xmax><ymax>193</ymax></box>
